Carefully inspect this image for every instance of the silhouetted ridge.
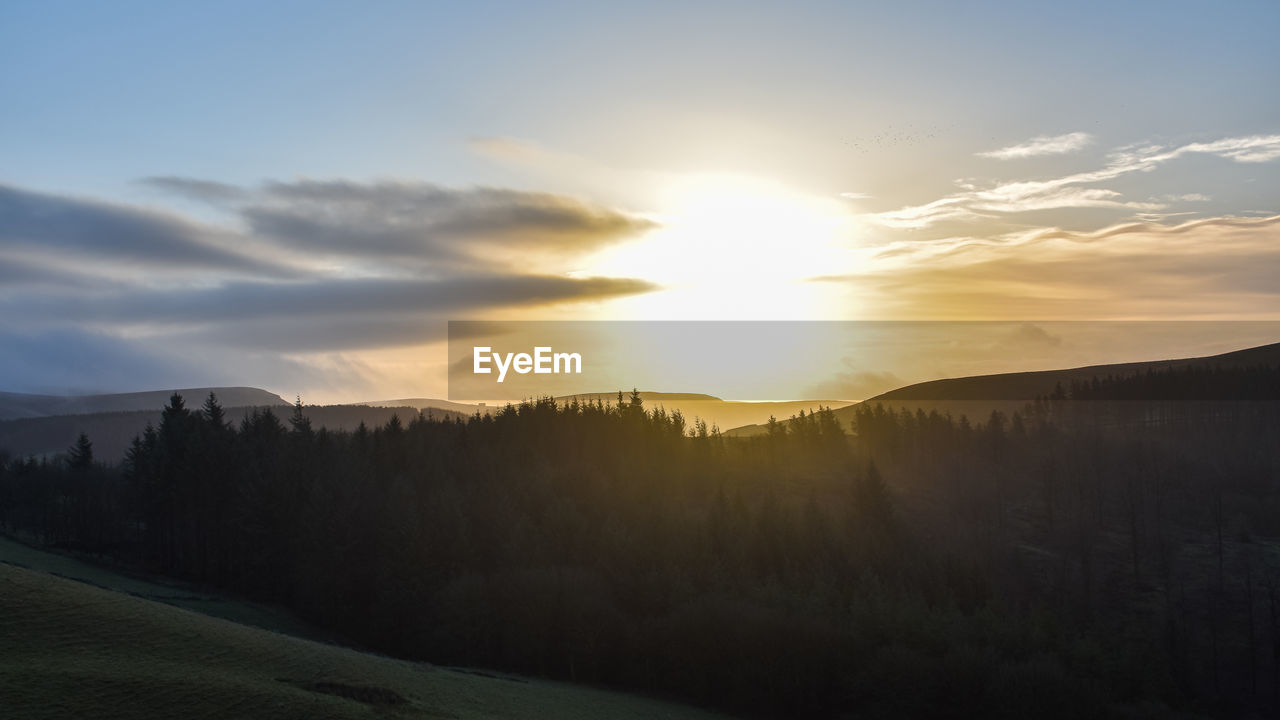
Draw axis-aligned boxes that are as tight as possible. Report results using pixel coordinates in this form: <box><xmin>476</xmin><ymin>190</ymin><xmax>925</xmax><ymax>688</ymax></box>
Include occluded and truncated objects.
<box><xmin>872</xmin><ymin>340</ymin><xmax>1280</xmax><ymax>401</ymax></box>
<box><xmin>0</xmin><ymin>386</ymin><xmax>288</xmax><ymax>420</ymax></box>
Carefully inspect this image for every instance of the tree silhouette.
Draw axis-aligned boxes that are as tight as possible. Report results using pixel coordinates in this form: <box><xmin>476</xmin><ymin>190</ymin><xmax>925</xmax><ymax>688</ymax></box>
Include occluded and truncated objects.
<box><xmin>4</xmin><ymin>378</ymin><xmax>1280</xmax><ymax>717</ymax></box>
<box><xmin>67</xmin><ymin>432</ymin><xmax>93</xmax><ymax>472</ymax></box>
<box><xmin>289</xmin><ymin>395</ymin><xmax>312</xmax><ymax>435</ymax></box>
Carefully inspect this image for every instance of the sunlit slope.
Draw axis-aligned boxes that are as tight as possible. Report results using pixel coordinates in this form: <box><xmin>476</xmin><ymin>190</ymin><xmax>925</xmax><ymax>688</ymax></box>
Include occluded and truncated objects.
<box><xmin>0</xmin><ymin>554</ymin><xmax>729</xmax><ymax>719</ymax></box>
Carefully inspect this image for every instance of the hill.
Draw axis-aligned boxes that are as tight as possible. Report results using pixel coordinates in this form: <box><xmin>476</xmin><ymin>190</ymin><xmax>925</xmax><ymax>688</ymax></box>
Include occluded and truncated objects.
<box><xmin>363</xmin><ymin>392</ymin><xmax>853</xmax><ymax>434</ymax></box>
<box><xmin>555</xmin><ymin>392</ymin><xmax>723</xmax><ymax>403</ymax></box>
<box><xmin>871</xmin><ymin>340</ymin><xmax>1280</xmax><ymax>403</ymax></box>
<box><xmin>0</xmin><ymin>537</ymin><xmax>730</xmax><ymax>720</ymax></box>
<box><xmin>0</xmin><ymin>386</ymin><xmax>854</xmax><ymax>458</ymax></box>
<box><xmin>0</xmin><ymin>387</ymin><xmax>288</xmax><ymax>421</ymax></box>
<box><xmin>553</xmin><ymin>392</ymin><xmax>852</xmax><ymax>432</ymax></box>
<box><xmin>725</xmin><ymin>340</ymin><xmax>1280</xmax><ymax>435</ymax></box>
<box><xmin>0</xmin><ymin>403</ymin><xmax>469</xmax><ymax>462</ymax></box>
<box><xmin>357</xmin><ymin>397</ymin><xmax>492</xmax><ymax>415</ymax></box>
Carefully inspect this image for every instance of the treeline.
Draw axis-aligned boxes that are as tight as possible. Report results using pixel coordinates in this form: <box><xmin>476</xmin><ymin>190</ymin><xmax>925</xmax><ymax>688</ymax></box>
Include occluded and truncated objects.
<box><xmin>0</xmin><ymin>402</ymin><xmax>471</xmax><ymax>463</ymax></box>
<box><xmin>3</xmin><ymin>383</ymin><xmax>1280</xmax><ymax>717</ymax></box>
<box><xmin>1043</xmin><ymin>363</ymin><xmax>1280</xmax><ymax>402</ymax></box>
<box><xmin>848</xmin><ymin>391</ymin><xmax>1280</xmax><ymax>715</ymax></box>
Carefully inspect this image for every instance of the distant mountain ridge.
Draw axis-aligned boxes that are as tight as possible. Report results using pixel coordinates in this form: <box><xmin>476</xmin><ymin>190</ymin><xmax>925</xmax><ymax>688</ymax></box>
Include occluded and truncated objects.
<box><xmin>12</xmin><ymin>340</ymin><xmax>1278</xmax><ymax>454</ymax></box>
<box><xmin>355</xmin><ymin>398</ymin><xmax>492</xmax><ymax>415</ymax></box>
<box><xmin>358</xmin><ymin>393</ymin><xmax>726</xmax><ymax>413</ymax></box>
<box><xmin>870</xmin><ymin>341</ymin><xmax>1280</xmax><ymax>403</ymax></box>
<box><xmin>0</xmin><ymin>402</ymin><xmax>469</xmax><ymax>462</ymax></box>
<box><xmin>725</xmin><ymin>340</ymin><xmax>1280</xmax><ymax>436</ymax></box>
<box><xmin>554</xmin><ymin>392</ymin><xmax>724</xmax><ymax>403</ymax></box>
<box><xmin>0</xmin><ymin>387</ymin><xmax>289</xmax><ymax>421</ymax></box>
<box><xmin>556</xmin><ymin>393</ymin><xmax>853</xmax><ymax>435</ymax></box>
<box><xmin>356</xmin><ymin>393</ymin><xmax>853</xmax><ymax>433</ymax></box>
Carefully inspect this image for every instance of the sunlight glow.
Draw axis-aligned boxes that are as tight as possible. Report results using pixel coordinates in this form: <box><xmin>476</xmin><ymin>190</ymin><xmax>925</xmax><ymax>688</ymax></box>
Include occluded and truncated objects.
<box><xmin>577</xmin><ymin>174</ymin><xmax>864</xmax><ymax>319</ymax></box>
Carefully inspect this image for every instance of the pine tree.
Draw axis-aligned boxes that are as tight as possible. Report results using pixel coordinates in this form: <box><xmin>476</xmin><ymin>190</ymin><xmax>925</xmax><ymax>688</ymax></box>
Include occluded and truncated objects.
<box><xmin>855</xmin><ymin>459</ymin><xmax>894</xmax><ymax>526</ymax></box>
<box><xmin>163</xmin><ymin>392</ymin><xmax>186</xmax><ymax>416</ymax></box>
<box><xmin>290</xmin><ymin>395</ymin><xmax>312</xmax><ymax>435</ymax></box>
<box><xmin>67</xmin><ymin>433</ymin><xmax>93</xmax><ymax>472</ymax></box>
<box><xmin>202</xmin><ymin>392</ymin><xmax>228</xmax><ymax>430</ymax></box>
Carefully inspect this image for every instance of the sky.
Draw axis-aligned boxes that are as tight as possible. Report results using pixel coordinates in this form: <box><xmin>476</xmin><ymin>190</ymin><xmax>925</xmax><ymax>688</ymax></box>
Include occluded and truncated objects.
<box><xmin>2</xmin><ymin>1</ymin><xmax>1279</xmax><ymax>401</ymax></box>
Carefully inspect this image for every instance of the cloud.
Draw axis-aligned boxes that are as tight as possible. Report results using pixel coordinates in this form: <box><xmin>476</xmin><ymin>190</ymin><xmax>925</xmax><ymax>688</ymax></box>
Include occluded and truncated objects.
<box><xmin>1000</xmin><ymin>323</ymin><xmax>1062</xmax><ymax>348</ymax></box>
<box><xmin>838</xmin><ymin>191</ymin><xmax>874</xmax><ymax>200</ymax></box>
<box><xmin>822</xmin><ymin>215</ymin><xmax>1280</xmax><ymax>319</ymax></box>
<box><xmin>806</xmin><ymin>369</ymin><xmax>903</xmax><ymax>401</ymax></box>
<box><xmin>978</xmin><ymin>132</ymin><xmax>1094</xmax><ymax>160</ymax></box>
<box><xmin>142</xmin><ymin>177</ymin><xmax>656</xmax><ymax>269</ymax></box>
<box><xmin>0</xmin><ymin>327</ymin><xmax>387</xmax><ymax>397</ymax></box>
<box><xmin>467</xmin><ymin>136</ymin><xmax>553</xmax><ymax>164</ymax></box>
<box><xmin>139</xmin><ymin>176</ymin><xmax>248</xmax><ymax>205</ymax></box>
<box><xmin>0</xmin><ymin>183</ymin><xmax>284</xmax><ymax>275</ymax></box>
<box><xmin>877</xmin><ymin>133</ymin><xmax>1280</xmax><ymax>230</ymax></box>
<box><xmin>873</xmin><ymin>197</ymin><xmax>986</xmax><ymax>229</ymax></box>
<box><xmin>1</xmin><ymin>274</ymin><xmax>654</xmax><ymax>331</ymax></box>
<box><xmin>0</xmin><ymin>179</ymin><xmax>661</xmax><ymax>394</ymax></box>
<box><xmin>0</xmin><ymin>328</ymin><xmax>193</xmax><ymax>395</ymax></box>
<box><xmin>971</xmin><ymin>187</ymin><xmax>1163</xmax><ymax>213</ymax></box>
<box><xmin>0</xmin><ymin>253</ymin><xmax>130</xmax><ymax>289</ymax></box>
<box><xmin>247</xmin><ymin>180</ymin><xmax>656</xmax><ymax>264</ymax></box>
<box><xmin>1178</xmin><ymin>135</ymin><xmax>1280</xmax><ymax>163</ymax></box>
<box><xmin>1101</xmin><ymin>134</ymin><xmax>1280</xmax><ymax>172</ymax></box>
<box><xmin>1132</xmin><ymin>211</ymin><xmax>1200</xmax><ymax>222</ymax></box>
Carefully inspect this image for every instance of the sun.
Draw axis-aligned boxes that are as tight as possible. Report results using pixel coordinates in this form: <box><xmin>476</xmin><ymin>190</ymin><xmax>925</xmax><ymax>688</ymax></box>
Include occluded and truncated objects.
<box><xmin>576</xmin><ymin>173</ymin><xmax>864</xmax><ymax>320</ymax></box>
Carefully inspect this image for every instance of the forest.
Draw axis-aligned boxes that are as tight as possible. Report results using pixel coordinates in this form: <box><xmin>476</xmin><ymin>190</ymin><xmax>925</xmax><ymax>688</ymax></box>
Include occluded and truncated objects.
<box><xmin>2</xmin><ymin>369</ymin><xmax>1280</xmax><ymax>718</ymax></box>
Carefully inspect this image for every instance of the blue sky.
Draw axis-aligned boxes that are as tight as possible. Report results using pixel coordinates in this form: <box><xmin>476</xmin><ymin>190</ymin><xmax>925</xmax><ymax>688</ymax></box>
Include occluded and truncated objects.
<box><xmin>6</xmin><ymin>1</ymin><xmax>1277</xmax><ymax>199</ymax></box>
<box><xmin>2</xmin><ymin>1</ymin><xmax>1279</xmax><ymax>399</ymax></box>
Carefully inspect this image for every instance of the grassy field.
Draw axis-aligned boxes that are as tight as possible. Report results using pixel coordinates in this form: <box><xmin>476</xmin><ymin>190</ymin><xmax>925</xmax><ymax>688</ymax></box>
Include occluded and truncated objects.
<box><xmin>0</xmin><ymin>540</ymin><xmax>731</xmax><ymax>719</ymax></box>
<box><xmin>0</xmin><ymin>536</ymin><xmax>333</xmax><ymax>641</ymax></box>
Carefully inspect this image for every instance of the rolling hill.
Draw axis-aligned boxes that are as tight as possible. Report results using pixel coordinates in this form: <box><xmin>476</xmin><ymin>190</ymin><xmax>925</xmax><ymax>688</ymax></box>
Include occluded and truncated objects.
<box><xmin>0</xmin><ymin>387</ymin><xmax>289</xmax><ymax>421</ymax></box>
<box><xmin>0</xmin><ymin>403</ymin><xmax>470</xmax><ymax>462</ymax></box>
<box><xmin>726</xmin><ymin>340</ymin><xmax>1280</xmax><ymax>435</ymax></box>
<box><xmin>0</xmin><ymin>537</ymin><xmax>730</xmax><ymax>720</ymax></box>
<box><xmin>14</xmin><ymin>341</ymin><xmax>1279</xmax><ymax>453</ymax></box>
<box><xmin>869</xmin><ymin>340</ymin><xmax>1280</xmax><ymax>403</ymax></box>
<box><xmin>359</xmin><ymin>392</ymin><xmax>854</xmax><ymax>435</ymax></box>
<box><xmin>357</xmin><ymin>397</ymin><xmax>493</xmax><ymax>415</ymax></box>
<box><xmin>550</xmin><ymin>392</ymin><xmax>852</xmax><ymax>432</ymax></box>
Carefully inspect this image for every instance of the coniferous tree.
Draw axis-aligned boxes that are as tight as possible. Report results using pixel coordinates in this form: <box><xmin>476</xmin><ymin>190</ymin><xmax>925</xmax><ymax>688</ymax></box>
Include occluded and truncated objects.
<box><xmin>855</xmin><ymin>459</ymin><xmax>894</xmax><ymax>527</ymax></box>
<box><xmin>202</xmin><ymin>392</ymin><xmax>228</xmax><ymax>430</ymax></box>
<box><xmin>67</xmin><ymin>433</ymin><xmax>93</xmax><ymax>472</ymax></box>
<box><xmin>289</xmin><ymin>395</ymin><xmax>312</xmax><ymax>435</ymax></box>
<box><xmin>6</xmin><ymin>380</ymin><xmax>1280</xmax><ymax>716</ymax></box>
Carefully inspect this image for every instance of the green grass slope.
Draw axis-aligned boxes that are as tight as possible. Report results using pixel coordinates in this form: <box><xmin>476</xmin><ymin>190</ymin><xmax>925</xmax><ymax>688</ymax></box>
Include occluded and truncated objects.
<box><xmin>0</xmin><ymin>543</ymin><xmax>730</xmax><ymax>720</ymax></box>
<box><xmin>0</xmin><ymin>536</ymin><xmax>330</xmax><ymax>640</ymax></box>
